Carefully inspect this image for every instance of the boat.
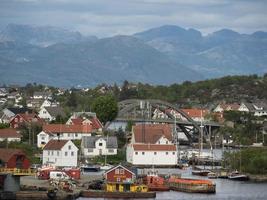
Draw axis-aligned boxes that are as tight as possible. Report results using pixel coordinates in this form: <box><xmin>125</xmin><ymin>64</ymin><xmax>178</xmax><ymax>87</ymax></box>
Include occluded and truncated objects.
<box><xmin>142</xmin><ymin>170</ymin><xmax>170</xmax><ymax>191</ymax></box>
<box><xmin>80</xmin><ymin>190</ymin><xmax>156</xmax><ymax>199</ymax></box>
<box><xmin>192</xmin><ymin>169</ymin><xmax>211</xmax><ymax>176</ymax></box>
<box><xmin>100</xmin><ymin>164</ymin><xmax>113</xmax><ymax>171</ymax></box>
<box><xmin>228</xmin><ymin>170</ymin><xmax>249</xmax><ymax>181</ymax></box>
<box><xmin>81</xmin><ymin>164</ymin><xmax>100</xmax><ymax>172</ymax></box>
<box><xmin>168</xmin><ymin>176</ymin><xmax>216</xmax><ymax>193</ymax></box>
<box><xmin>208</xmin><ymin>172</ymin><xmax>218</xmax><ymax>179</ymax></box>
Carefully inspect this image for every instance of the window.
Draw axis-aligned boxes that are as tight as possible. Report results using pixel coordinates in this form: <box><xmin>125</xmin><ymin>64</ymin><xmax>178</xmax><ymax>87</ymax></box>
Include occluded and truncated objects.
<box><xmin>154</xmin><ymin>152</ymin><xmax>157</xmax><ymax>155</ymax></box>
<box><xmin>51</xmin><ymin>151</ymin><xmax>54</xmax><ymax>156</ymax></box>
<box><xmin>172</xmin><ymin>152</ymin><xmax>175</xmax><ymax>155</ymax></box>
<box><xmin>142</xmin><ymin>152</ymin><xmax>145</xmax><ymax>155</ymax></box>
<box><xmin>166</xmin><ymin>152</ymin><xmax>168</xmax><ymax>155</ymax></box>
<box><xmin>57</xmin><ymin>151</ymin><xmax>59</xmax><ymax>156</ymax></box>
<box><xmin>41</xmin><ymin>136</ymin><xmax>45</xmax><ymax>140</ymax></box>
<box><xmin>68</xmin><ymin>145</ymin><xmax>71</xmax><ymax>150</ymax></box>
<box><xmin>75</xmin><ymin>133</ymin><xmax>78</xmax><ymax>137</ymax></box>
<box><xmin>117</xmin><ymin>178</ymin><xmax>121</xmax><ymax>182</ymax></box>
<box><xmin>120</xmin><ymin>169</ymin><xmax>124</xmax><ymax>174</ymax></box>
<box><xmin>65</xmin><ymin>152</ymin><xmax>68</xmax><ymax>156</ymax></box>
<box><xmin>55</xmin><ymin>158</ymin><xmax>57</xmax><ymax>162</ymax></box>
<box><xmin>88</xmin><ymin>148</ymin><xmax>93</xmax><ymax>153</ymax></box>
<box><xmin>99</xmin><ymin>143</ymin><xmax>103</xmax><ymax>146</ymax></box>
<box><xmin>135</xmin><ymin>152</ymin><xmax>138</xmax><ymax>155</ymax></box>
<box><xmin>71</xmin><ymin>151</ymin><xmax>74</xmax><ymax>156</ymax></box>
<box><xmin>48</xmin><ymin>151</ymin><xmax>50</xmax><ymax>156</ymax></box>
<box><xmin>115</xmin><ymin>169</ymin><xmax>120</xmax><ymax>174</ymax></box>
<box><xmin>68</xmin><ymin>133</ymin><xmax>70</xmax><ymax>137</ymax></box>
<box><xmin>166</xmin><ymin>141</ymin><xmax>168</xmax><ymax>144</ymax></box>
<box><xmin>108</xmin><ymin>149</ymin><xmax>114</xmax><ymax>153</ymax></box>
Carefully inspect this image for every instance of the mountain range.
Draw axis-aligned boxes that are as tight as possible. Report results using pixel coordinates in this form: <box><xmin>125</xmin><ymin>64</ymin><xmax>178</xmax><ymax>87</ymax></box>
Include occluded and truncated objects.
<box><xmin>0</xmin><ymin>24</ymin><xmax>266</xmax><ymax>87</ymax></box>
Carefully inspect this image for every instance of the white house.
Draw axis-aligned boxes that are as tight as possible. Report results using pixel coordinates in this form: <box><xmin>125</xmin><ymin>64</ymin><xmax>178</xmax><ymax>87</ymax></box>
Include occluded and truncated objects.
<box><xmin>0</xmin><ymin>128</ymin><xmax>22</xmax><ymax>142</ymax></box>
<box><xmin>81</xmin><ymin>136</ymin><xmax>118</xmax><ymax>157</ymax></box>
<box><xmin>37</xmin><ymin>124</ymin><xmax>92</xmax><ymax>148</ymax></box>
<box><xmin>126</xmin><ymin>124</ymin><xmax>177</xmax><ymax>166</ymax></box>
<box><xmin>38</xmin><ymin>106</ymin><xmax>65</xmax><ymax>122</ymax></box>
<box><xmin>42</xmin><ymin>140</ymin><xmax>78</xmax><ymax>167</ymax></box>
<box><xmin>238</xmin><ymin>102</ymin><xmax>267</xmax><ymax>117</ymax></box>
<box><xmin>126</xmin><ymin>144</ymin><xmax>177</xmax><ymax>166</ymax></box>
<box><xmin>33</xmin><ymin>91</ymin><xmax>52</xmax><ymax>100</ymax></box>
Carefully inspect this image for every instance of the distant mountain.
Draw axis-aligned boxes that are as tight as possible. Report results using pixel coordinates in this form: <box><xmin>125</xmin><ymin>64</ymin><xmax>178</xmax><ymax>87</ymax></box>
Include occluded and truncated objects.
<box><xmin>0</xmin><ymin>24</ymin><xmax>97</xmax><ymax>47</ymax></box>
<box><xmin>0</xmin><ymin>34</ymin><xmax>202</xmax><ymax>87</ymax></box>
<box><xmin>134</xmin><ymin>25</ymin><xmax>267</xmax><ymax>78</ymax></box>
<box><xmin>0</xmin><ymin>24</ymin><xmax>266</xmax><ymax>87</ymax></box>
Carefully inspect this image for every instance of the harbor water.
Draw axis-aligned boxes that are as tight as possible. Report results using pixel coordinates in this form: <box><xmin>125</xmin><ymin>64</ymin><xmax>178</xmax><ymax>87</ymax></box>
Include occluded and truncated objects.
<box><xmin>78</xmin><ymin>167</ymin><xmax>267</xmax><ymax>200</ymax></box>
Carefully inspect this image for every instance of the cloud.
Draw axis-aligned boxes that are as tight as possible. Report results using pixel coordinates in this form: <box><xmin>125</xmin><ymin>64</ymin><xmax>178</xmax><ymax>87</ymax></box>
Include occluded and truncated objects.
<box><xmin>0</xmin><ymin>0</ymin><xmax>266</xmax><ymax>36</ymax></box>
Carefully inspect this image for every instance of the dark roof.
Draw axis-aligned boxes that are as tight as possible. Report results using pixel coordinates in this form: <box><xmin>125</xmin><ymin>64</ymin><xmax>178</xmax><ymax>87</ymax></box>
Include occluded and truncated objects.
<box><xmin>7</xmin><ymin>107</ymin><xmax>33</xmax><ymax>115</ymax></box>
<box><xmin>0</xmin><ymin>148</ymin><xmax>25</xmax><ymax>162</ymax></box>
<box><xmin>33</xmin><ymin>91</ymin><xmax>52</xmax><ymax>96</ymax></box>
<box><xmin>44</xmin><ymin>106</ymin><xmax>66</xmax><ymax>117</ymax></box>
<box><xmin>0</xmin><ymin>128</ymin><xmax>22</xmax><ymax>138</ymax></box>
<box><xmin>43</xmin><ymin>140</ymin><xmax>69</xmax><ymax>150</ymax></box>
<box><xmin>82</xmin><ymin>136</ymin><xmax>118</xmax><ymax>148</ymax></box>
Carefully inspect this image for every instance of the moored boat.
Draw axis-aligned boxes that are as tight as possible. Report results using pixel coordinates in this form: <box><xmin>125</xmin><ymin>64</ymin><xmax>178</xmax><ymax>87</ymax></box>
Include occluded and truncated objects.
<box><xmin>192</xmin><ymin>169</ymin><xmax>211</xmax><ymax>176</ymax></box>
<box><xmin>81</xmin><ymin>164</ymin><xmax>100</xmax><ymax>172</ymax></box>
<box><xmin>168</xmin><ymin>176</ymin><xmax>216</xmax><ymax>193</ymax></box>
<box><xmin>228</xmin><ymin>171</ymin><xmax>249</xmax><ymax>181</ymax></box>
<box><xmin>208</xmin><ymin>172</ymin><xmax>218</xmax><ymax>179</ymax></box>
<box><xmin>143</xmin><ymin>170</ymin><xmax>170</xmax><ymax>191</ymax></box>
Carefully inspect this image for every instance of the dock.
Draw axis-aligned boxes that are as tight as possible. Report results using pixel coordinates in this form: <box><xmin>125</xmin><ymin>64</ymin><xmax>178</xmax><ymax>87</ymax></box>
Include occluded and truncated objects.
<box><xmin>81</xmin><ymin>190</ymin><xmax>156</xmax><ymax>198</ymax></box>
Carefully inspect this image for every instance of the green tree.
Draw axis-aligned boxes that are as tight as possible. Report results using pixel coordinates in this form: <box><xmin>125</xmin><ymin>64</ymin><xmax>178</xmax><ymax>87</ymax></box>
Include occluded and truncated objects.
<box><xmin>92</xmin><ymin>95</ymin><xmax>118</xmax><ymax>125</ymax></box>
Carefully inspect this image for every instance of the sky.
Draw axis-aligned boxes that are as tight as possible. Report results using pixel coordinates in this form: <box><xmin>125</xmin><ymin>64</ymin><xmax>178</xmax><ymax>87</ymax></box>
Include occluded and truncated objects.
<box><xmin>0</xmin><ymin>0</ymin><xmax>266</xmax><ymax>37</ymax></box>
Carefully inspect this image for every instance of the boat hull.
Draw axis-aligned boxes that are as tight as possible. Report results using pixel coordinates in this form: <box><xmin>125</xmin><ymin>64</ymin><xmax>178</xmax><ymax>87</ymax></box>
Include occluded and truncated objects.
<box><xmin>228</xmin><ymin>175</ymin><xmax>249</xmax><ymax>181</ymax></box>
<box><xmin>80</xmin><ymin>190</ymin><xmax>156</xmax><ymax>198</ymax></box>
<box><xmin>192</xmin><ymin>170</ymin><xmax>210</xmax><ymax>176</ymax></box>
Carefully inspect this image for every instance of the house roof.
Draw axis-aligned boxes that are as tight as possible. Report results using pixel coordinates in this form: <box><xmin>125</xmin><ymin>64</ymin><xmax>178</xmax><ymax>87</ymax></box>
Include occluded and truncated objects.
<box><xmin>0</xmin><ymin>128</ymin><xmax>22</xmax><ymax>138</ymax></box>
<box><xmin>82</xmin><ymin>136</ymin><xmax>118</xmax><ymax>148</ymax></box>
<box><xmin>6</xmin><ymin>107</ymin><xmax>33</xmax><ymax>115</ymax></box>
<box><xmin>13</xmin><ymin>113</ymin><xmax>42</xmax><ymax>123</ymax></box>
<box><xmin>105</xmin><ymin>164</ymin><xmax>135</xmax><ymax>176</ymax></box>
<box><xmin>43</xmin><ymin>106</ymin><xmax>66</xmax><ymax>118</ymax></box>
<box><xmin>242</xmin><ymin>101</ymin><xmax>267</xmax><ymax>111</ymax></box>
<box><xmin>70</xmin><ymin>117</ymin><xmax>103</xmax><ymax>130</ymax></box>
<box><xmin>43</xmin><ymin>140</ymin><xmax>69</xmax><ymax>150</ymax></box>
<box><xmin>133</xmin><ymin>124</ymin><xmax>173</xmax><ymax>144</ymax></box>
<box><xmin>33</xmin><ymin>91</ymin><xmax>52</xmax><ymax>97</ymax></box>
<box><xmin>43</xmin><ymin>124</ymin><xmax>93</xmax><ymax>133</ymax></box>
<box><xmin>132</xmin><ymin>144</ymin><xmax>176</xmax><ymax>151</ymax></box>
<box><xmin>0</xmin><ymin>148</ymin><xmax>25</xmax><ymax>163</ymax></box>
<box><xmin>181</xmin><ymin>109</ymin><xmax>209</xmax><ymax>118</ymax></box>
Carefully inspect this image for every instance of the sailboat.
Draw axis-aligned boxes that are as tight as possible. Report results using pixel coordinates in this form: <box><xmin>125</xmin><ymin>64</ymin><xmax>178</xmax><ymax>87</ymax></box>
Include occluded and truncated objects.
<box><xmin>100</xmin><ymin>135</ymin><xmax>113</xmax><ymax>171</ymax></box>
<box><xmin>192</xmin><ymin>110</ymin><xmax>211</xmax><ymax>176</ymax></box>
<box><xmin>228</xmin><ymin>144</ymin><xmax>249</xmax><ymax>181</ymax></box>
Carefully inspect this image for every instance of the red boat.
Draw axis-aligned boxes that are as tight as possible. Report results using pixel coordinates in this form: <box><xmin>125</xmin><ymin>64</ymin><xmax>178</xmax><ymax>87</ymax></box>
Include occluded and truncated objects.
<box><xmin>143</xmin><ymin>170</ymin><xmax>170</xmax><ymax>191</ymax></box>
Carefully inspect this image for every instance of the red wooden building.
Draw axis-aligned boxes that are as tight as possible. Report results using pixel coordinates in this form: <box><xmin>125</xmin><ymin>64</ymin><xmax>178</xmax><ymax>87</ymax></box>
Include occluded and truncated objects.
<box><xmin>105</xmin><ymin>165</ymin><xmax>136</xmax><ymax>183</ymax></box>
<box><xmin>0</xmin><ymin>148</ymin><xmax>30</xmax><ymax>169</ymax></box>
<box><xmin>10</xmin><ymin>113</ymin><xmax>43</xmax><ymax>128</ymax></box>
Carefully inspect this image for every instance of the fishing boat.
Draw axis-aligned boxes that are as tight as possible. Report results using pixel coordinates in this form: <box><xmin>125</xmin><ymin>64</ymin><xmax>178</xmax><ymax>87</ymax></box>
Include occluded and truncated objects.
<box><xmin>142</xmin><ymin>170</ymin><xmax>170</xmax><ymax>191</ymax></box>
<box><xmin>168</xmin><ymin>176</ymin><xmax>216</xmax><ymax>193</ymax></box>
<box><xmin>208</xmin><ymin>172</ymin><xmax>218</xmax><ymax>179</ymax></box>
<box><xmin>228</xmin><ymin>170</ymin><xmax>249</xmax><ymax>181</ymax></box>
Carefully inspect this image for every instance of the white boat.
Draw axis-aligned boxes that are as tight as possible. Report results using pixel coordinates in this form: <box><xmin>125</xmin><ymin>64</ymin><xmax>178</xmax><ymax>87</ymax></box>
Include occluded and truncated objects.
<box><xmin>100</xmin><ymin>164</ymin><xmax>113</xmax><ymax>171</ymax></box>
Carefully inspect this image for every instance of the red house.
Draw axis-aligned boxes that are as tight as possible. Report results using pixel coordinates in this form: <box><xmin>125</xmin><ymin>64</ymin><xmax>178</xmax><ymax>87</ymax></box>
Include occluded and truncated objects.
<box><xmin>0</xmin><ymin>149</ymin><xmax>30</xmax><ymax>169</ymax></box>
<box><xmin>10</xmin><ymin>113</ymin><xmax>43</xmax><ymax>128</ymax></box>
<box><xmin>105</xmin><ymin>165</ymin><xmax>136</xmax><ymax>183</ymax></box>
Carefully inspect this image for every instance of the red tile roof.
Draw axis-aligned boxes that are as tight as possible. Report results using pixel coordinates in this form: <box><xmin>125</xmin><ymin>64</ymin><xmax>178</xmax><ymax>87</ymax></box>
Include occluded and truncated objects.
<box><xmin>43</xmin><ymin>140</ymin><xmax>69</xmax><ymax>150</ymax></box>
<box><xmin>70</xmin><ymin>117</ymin><xmax>103</xmax><ymax>130</ymax></box>
<box><xmin>181</xmin><ymin>109</ymin><xmax>209</xmax><ymax>118</ymax></box>
<box><xmin>43</xmin><ymin>124</ymin><xmax>92</xmax><ymax>133</ymax></box>
<box><xmin>0</xmin><ymin>128</ymin><xmax>22</xmax><ymax>138</ymax></box>
<box><xmin>133</xmin><ymin>124</ymin><xmax>173</xmax><ymax>143</ymax></box>
<box><xmin>0</xmin><ymin>148</ymin><xmax>25</xmax><ymax>162</ymax></box>
<box><xmin>133</xmin><ymin>144</ymin><xmax>176</xmax><ymax>151</ymax></box>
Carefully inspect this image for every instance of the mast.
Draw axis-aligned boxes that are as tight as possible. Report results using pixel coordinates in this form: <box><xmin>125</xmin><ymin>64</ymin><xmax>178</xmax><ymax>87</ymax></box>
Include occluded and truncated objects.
<box><xmin>199</xmin><ymin>110</ymin><xmax>204</xmax><ymax>160</ymax></box>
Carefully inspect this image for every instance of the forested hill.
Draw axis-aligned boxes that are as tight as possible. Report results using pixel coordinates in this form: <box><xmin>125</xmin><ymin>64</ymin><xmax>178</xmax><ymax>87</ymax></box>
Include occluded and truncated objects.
<box><xmin>113</xmin><ymin>74</ymin><xmax>267</xmax><ymax>107</ymax></box>
<box><xmin>11</xmin><ymin>74</ymin><xmax>267</xmax><ymax>112</ymax></box>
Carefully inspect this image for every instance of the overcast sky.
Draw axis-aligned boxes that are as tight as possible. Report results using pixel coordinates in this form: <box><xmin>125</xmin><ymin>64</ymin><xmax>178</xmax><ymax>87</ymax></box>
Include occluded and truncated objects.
<box><xmin>0</xmin><ymin>0</ymin><xmax>266</xmax><ymax>37</ymax></box>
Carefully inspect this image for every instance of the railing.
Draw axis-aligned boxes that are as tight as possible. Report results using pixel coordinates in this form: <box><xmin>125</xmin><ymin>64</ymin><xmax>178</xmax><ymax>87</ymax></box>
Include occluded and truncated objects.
<box><xmin>0</xmin><ymin>168</ymin><xmax>36</xmax><ymax>176</ymax></box>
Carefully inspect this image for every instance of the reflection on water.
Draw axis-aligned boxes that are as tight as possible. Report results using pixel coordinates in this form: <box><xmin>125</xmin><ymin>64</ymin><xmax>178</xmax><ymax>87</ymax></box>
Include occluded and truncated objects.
<box><xmin>78</xmin><ymin>167</ymin><xmax>267</xmax><ymax>200</ymax></box>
